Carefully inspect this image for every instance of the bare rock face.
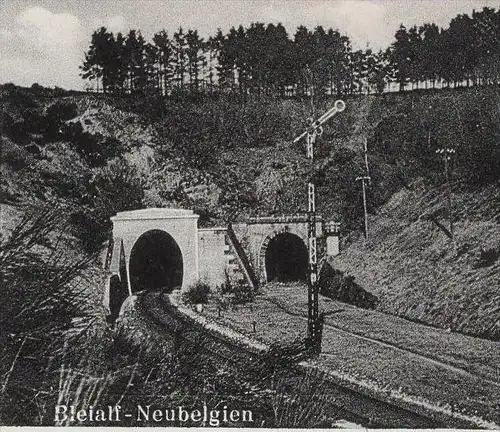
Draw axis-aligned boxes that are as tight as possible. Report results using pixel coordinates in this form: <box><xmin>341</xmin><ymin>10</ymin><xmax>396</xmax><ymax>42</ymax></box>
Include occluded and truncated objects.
<box><xmin>68</xmin><ymin>102</ymin><xmax>158</xmax><ymax>150</ymax></box>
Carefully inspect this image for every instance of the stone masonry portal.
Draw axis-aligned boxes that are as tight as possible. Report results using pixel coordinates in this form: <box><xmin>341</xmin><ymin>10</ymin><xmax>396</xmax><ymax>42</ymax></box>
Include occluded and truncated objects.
<box><xmin>104</xmin><ymin>208</ymin><xmax>340</xmax><ymax>317</ymax></box>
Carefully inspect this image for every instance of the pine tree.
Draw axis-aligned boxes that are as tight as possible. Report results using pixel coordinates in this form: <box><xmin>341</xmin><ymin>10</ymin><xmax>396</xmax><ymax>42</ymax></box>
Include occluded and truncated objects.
<box><xmin>419</xmin><ymin>23</ymin><xmax>441</xmax><ymax>89</ymax></box>
<box><xmin>293</xmin><ymin>26</ymin><xmax>316</xmax><ymax>98</ymax></box>
<box><xmin>408</xmin><ymin>25</ymin><xmax>423</xmax><ymax>89</ymax></box>
<box><xmin>173</xmin><ymin>28</ymin><xmax>187</xmax><ymax>91</ymax></box>
<box><xmin>392</xmin><ymin>24</ymin><xmax>411</xmax><ymax>91</ymax></box>
<box><xmin>113</xmin><ymin>32</ymin><xmax>128</xmax><ymax>94</ymax></box>
<box><xmin>80</xmin><ymin>27</ymin><xmax>115</xmax><ymax>93</ymax></box>
<box><xmin>124</xmin><ymin>30</ymin><xmax>147</xmax><ymax>93</ymax></box>
<box><xmin>213</xmin><ymin>29</ymin><xmax>233</xmax><ymax>93</ymax></box>
<box><xmin>266</xmin><ymin>23</ymin><xmax>294</xmax><ymax>97</ymax></box>
<box><xmin>153</xmin><ymin>30</ymin><xmax>174</xmax><ymax>95</ymax></box>
<box><xmin>185</xmin><ymin>29</ymin><xmax>205</xmax><ymax>94</ymax></box>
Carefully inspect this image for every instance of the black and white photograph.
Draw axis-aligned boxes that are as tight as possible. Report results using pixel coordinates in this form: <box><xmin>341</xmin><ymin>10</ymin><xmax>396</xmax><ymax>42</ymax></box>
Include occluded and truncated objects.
<box><xmin>1</xmin><ymin>0</ymin><xmax>499</xmax><ymax>428</ymax></box>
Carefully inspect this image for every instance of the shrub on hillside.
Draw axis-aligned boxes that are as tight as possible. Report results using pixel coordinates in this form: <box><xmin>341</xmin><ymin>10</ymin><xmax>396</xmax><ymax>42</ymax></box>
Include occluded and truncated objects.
<box><xmin>1</xmin><ymin>109</ymin><xmax>43</xmax><ymax>145</ymax></box>
<box><xmin>44</xmin><ymin>100</ymin><xmax>78</xmax><ymax>140</ymax></box>
<box><xmin>71</xmin><ymin>158</ymin><xmax>145</xmax><ymax>252</ymax></box>
<box><xmin>22</xmin><ymin>108</ymin><xmax>46</xmax><ymax>136</ymax></box>
<box><xmin>62</xmin><ymin>122</ymin><xmax>121</xmax><ymax>167</ymax></box>
<box><xmin>1</xmin><ymin>83</ymin><xmax>38</xmax><ymax>109</ymax></box>
<box><xmin>182</xmin><ymin>281</ymin><xmax>211</xmax><ymax>304</ymax></box>
<box><xmin>1</xmin><ymin>138</ymin><xmax>30</xmax><ymax>170</ymax></box>
<box><xmin>318</xmin><ymin>263</ymin><xmax>378</xmax><ymax>309</ymax></box>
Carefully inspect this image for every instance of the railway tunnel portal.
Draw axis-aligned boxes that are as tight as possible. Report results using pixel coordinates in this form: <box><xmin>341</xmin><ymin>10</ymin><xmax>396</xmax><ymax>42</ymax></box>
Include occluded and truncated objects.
<box><xmin>104</xmin><ymin>208</ymin><xmax>340</xmax><ymax>316</ymax></box>
<box><xmin>264</xmin><ymin>232</ymin><xmax>308</xmax><ymax>282</ymax></box>
<box><xmin>129</xmin><ymin>229</ymin><xmax>183</xmax><ymax>293</ymax></box>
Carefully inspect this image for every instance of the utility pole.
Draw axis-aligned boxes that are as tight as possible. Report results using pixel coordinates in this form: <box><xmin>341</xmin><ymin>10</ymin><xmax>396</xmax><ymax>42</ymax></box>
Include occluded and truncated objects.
<box><xmin>436</xmin><ymin>147</ymin><xmax>456</xmax><ymax>240</ymax></box>
<box><xmin>363</xmin><ymin>138</ymin><xmax>371</xmax><ymax>185</ymax></box>
<box><xmin>355</xmin><ymin>176</ymin><xmax>371</xmax><ymax>240</ymax></box>
<box><xmin>356</xmin><ymin>138</ymin><xmax>371</xmax><ymax>240</ymax></box>
<box><xmin>294</xmin><ymin>100</ymin><xmax>345</xmax><ymax>354</ymax></box>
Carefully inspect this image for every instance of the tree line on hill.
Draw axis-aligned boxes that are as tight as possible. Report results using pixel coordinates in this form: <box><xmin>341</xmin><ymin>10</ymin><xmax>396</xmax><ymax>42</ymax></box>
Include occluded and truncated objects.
<box><xmin>80</xmin><ymin>7</ymin><xmax>500</xmax><ymax>98</ymax></box>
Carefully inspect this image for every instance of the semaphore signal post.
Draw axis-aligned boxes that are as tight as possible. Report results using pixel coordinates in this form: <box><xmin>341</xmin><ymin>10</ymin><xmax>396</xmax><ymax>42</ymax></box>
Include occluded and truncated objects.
<box><xmin>293</xmin><ymin>100</ymin><xmax>346</xmax><ymax>354</ymax></box>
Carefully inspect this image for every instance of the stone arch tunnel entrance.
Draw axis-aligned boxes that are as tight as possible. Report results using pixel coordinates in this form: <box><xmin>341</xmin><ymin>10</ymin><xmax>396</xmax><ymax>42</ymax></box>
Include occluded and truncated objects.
<box><xmin>265</xmin><ymin>232</ymin><xmax>308</xmax><ymax>282</ymax></box>
<box><xmin>129</xmin><ymin>229</ymin><xmax>183</xmax><ymax>293</ymax></box>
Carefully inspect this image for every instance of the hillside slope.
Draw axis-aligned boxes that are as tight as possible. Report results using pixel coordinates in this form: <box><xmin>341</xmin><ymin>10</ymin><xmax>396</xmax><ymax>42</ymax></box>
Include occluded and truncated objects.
<box><xmin>1</xmin><ymin>84</ymin><xmax>499</xmax><ymax>340</ymax></box>
<box><xmin>331</xmin><ymin>179</ymin><xmax>500</xmax><ymax>340</ymax></box>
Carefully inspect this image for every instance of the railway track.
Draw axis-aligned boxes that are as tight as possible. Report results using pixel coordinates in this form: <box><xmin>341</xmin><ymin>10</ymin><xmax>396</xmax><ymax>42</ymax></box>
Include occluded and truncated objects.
<box><xmin>137</xmin><ymin>293</ymin><xmax>264</xmax><ymax>367</ymax></box>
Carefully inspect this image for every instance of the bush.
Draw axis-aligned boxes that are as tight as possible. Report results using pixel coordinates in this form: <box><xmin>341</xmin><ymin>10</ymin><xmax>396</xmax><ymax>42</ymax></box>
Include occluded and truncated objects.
<box><xmin>182</xmin><ymin>281</ymin><xmax>211</xmax><ymax>304</ymax></box>
<box><xmin>1</xmin><ymin>139</ymin><xmax>29</xmax><ymax>170</ymax></box>
<box><xmin>232</xmin><ymin>280</ymin><xmax>255</xmax><ymax>304</ymax></box>
<box><xmin>318</xmin><ymin>263</ymin><xmax>378</xmax><ymax>309</ymax></box>
<box><xmin>474</xmin><ymin>246</ymin><xmax>500</xmax><ymax>268</ymax></box>
<box><xmin>70</xmin><ymin>158</ymin><xmax>145</xmax><ymax>253</ymax></box>
<box><xmin>44</xmin><ymin>101</ymin><xmax>78</xmax><ymax>140</ymax></box>
<box><xmin>221</xmin><ymin>270</ymin><xmax>255</xmax><ymax>305</ymax></box>
<box><xmin>61</xmin><ymin>122</ymin><xmax>122</xmax><ymax>167</ymax></box>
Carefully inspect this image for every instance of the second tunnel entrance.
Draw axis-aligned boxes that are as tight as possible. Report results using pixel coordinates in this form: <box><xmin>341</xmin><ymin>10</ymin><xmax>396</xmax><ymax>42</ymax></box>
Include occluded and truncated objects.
<box><xmin>265</xmin><ymin>232</ymin><xmax>308</xmax><ymax>282</ymax></box>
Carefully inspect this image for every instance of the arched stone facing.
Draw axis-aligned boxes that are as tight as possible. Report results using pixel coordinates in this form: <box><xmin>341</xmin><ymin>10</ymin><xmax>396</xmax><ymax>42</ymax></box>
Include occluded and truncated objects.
<box><xmin>111</xmin><ymin>208</ymin><xmax>199</xmax><ymax>292</ymax></box>
<box><xmin>107</xmin><ymin>209</ymin><xmax>331</xmax><ymax>304</ymax></box>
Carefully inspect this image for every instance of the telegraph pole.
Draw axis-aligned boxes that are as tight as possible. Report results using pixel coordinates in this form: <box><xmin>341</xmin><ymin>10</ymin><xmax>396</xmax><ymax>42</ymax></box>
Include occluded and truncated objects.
<box><xmin>294</xmin><ymin>100</ymin><xmax>345</xmax><ymax>353</ymax></box>
<box><xmin>355</xmin><ymin>175</ymin><xmax>371</xmax><ymax>240</ymax></box>
<box><xmin>356</xmin><ymin>138</ymin><xmax>371</xmax><ymax>240</ymax></box>
<box><xmin>364</xmin><ymin>138</ymin><xmax>371</xmax><ymax>183</ymax></box>
<box><xmin>436</xmin><ymin>147</ymin><xmax>456</xmax><ymax>240</ymax></box>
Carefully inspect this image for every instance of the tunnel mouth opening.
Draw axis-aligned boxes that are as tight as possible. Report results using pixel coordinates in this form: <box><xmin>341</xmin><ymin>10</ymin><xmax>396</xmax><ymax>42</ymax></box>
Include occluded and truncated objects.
<box><xmin>265</xmin><ymin>232</ymin><xmax>308</xmax><ymax>282</ymax></box>
<box><xmin>129</xmin><ymin>229</ymin><xmax>183</xmax><ymax>294</ymax></box>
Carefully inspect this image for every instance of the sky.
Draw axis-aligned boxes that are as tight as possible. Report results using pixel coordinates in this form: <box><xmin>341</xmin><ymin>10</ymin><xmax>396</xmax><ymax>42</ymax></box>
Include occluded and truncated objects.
<box><xmin>0</xmin><ymin>0</ymin><xmax>497</xmax><ymax>90</ymax></box>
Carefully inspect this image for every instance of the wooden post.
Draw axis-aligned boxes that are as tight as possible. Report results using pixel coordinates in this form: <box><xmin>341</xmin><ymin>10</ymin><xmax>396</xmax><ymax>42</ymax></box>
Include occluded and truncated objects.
<box><xmin>356</xmin><ymin>176</ymin><xmax>371</xmax><ymax>240</ymax></box>
<box><xmin>436</xmin><ymin>148</ymin><xmax>456</xmax><ymax>241</ymax></box>
<box><xmin>362</xmin><ymin>179</ymin><xmax>368</xmax><ymax>240</ymax></box>
<box><xmin>364</xmin><ymin>138</ymin><xmax>371</xmax><ymax>185</ymax></box>
<box><xmin>444</xmin><ymin>152</ymin><xmax>453</xmax><ymax>239</ymax></box>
